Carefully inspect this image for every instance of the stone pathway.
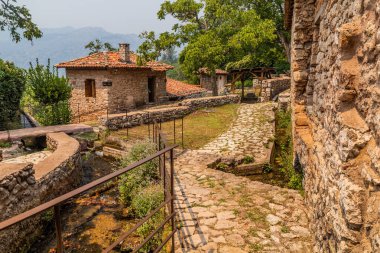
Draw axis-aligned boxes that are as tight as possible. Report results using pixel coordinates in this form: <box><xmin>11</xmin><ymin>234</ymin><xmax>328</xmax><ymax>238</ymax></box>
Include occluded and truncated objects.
<box><xmin>174</xmin><ymin>103</ymin><xmax>312</xmax><ymax>252</ymax></box>
<box><xmin>199</xmin><ymin>103</ymin><xmax>275</xmax><ymax>163</ymax></box>
<box><xmin>1</xmin><ymin>150</ymin><xmax>52</xmax><ymax>164</ymax></box>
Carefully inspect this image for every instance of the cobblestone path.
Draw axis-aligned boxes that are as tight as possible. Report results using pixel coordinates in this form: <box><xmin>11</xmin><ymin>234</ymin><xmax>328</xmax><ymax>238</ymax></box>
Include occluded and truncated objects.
<box><xmin>174</xmin><ymin>103</ymin><xmax>312</xmax><ymax>253</ymax></box>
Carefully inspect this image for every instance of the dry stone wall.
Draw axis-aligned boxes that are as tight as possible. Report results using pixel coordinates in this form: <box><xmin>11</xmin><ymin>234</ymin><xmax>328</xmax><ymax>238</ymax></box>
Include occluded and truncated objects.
<box><xmin>0</xmin><ymin>133</ymin><xmax>82</xmax><ymax>253</ymax></box>
<box><xmin>260</xmin><ymin>76</ymin><xmax>291</xmax><ymax>102</ymax></box>
<box><xmin>291</xmin><ymin>0</ymin><xmax>380</xmax><ymax>252</ymax></box>
<box><xmin>102</xmin><ymin>95</ymin><xmax>240</xmax><ymax>130</ymax></box>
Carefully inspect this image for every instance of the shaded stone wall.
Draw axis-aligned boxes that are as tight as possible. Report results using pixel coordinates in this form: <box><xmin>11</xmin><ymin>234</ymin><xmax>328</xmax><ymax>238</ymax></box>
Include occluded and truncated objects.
<box><xmin>260</xmin><ymin>77</ymin><xmax>291</xmax><ymax>102</ymax></box>
<box><xmin>291</xmin><ymin>0</ymin><xmax>380</xmax><ymax>252</ymax></box>
<box><xmin>200</xmin><ymin>74</ymin><xmax>228</xmax><ymax>95</ymax></box>
<box><xmin>67</xmin><ymin>69</ymin><xmax>167</xmax><ymax>122</ymax></box>
<box><xmin>102</xmin><ymin>95</ymin><xmax>241</xmax><ymax>130</ymax></box>
<box><xmin>0</xmin><ymin>133</ymin><xmax>82</xmax><ymax>253</ymax></box>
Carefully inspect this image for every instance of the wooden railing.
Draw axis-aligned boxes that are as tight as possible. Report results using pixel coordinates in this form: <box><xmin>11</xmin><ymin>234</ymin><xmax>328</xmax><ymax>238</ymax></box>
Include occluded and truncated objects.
<box><xmin>0</xmin><ymin>123</ymin><xmax>178</xmax><ymax>253</ymax></box>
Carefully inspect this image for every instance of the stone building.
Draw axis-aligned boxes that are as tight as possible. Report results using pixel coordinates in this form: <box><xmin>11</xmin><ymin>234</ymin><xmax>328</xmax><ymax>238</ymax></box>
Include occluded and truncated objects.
<box><xmin>199</xmin><ymin>68</ymin><xmax>228</xmax><ymax>96</ymax></box>
<box><xmin>287</xmin><ymin>0</ymin><xmax>380</xmax><ymax>252</ymax></box>
<box><xmin>56</xmin><ymin>43</ymin><xmax>173</xmax><ymax>120</ymax></box>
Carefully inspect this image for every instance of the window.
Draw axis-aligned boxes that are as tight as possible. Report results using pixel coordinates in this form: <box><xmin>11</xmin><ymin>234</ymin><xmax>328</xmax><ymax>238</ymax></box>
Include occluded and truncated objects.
<box><xmin>85</xmin><ymin>79</ymin><xmax>96</xmax><ymax>97</ymax></box>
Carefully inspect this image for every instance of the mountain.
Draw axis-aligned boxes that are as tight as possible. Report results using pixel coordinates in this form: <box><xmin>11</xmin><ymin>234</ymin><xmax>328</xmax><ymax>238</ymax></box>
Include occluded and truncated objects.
<box><xmin>0</xmin><ymin>27</ymin><xmax>143</xmax><ymax>69</ymax></box>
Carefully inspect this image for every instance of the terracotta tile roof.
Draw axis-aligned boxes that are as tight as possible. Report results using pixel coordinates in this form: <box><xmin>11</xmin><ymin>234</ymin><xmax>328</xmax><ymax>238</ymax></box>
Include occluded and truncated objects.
<box><xmin>56</xmin><ymin>52</ymin><xmax>173</xmax><ymax>71</ymax></box>
<box><xmin>199</xmin><ymin>68</ymin><xmax>229</xmax><ymax>75</ymax></box>
<box><xmin>167</xmin><ymin>78</ymin><xmax>207</xmax><ymax>97</ymax></box>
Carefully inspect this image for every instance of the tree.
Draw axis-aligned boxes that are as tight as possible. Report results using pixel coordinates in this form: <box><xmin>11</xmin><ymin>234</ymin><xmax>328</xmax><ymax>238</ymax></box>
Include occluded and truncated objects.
<box><xmin>0</xmin><ymin>59</ymin><xmax>25</xmax><ymax>130</ymax></box>
<box><xmin>26</xmin><ymin>60</ymin><xmax>72</xmax><ymax>125</ymax></box>
<box><xmin>138</xmin><ymin>0</ymin><xmax>288</xmax><ymax>82</ymax></box>
<box><xmin>85</xmin><ymin>39</ymin><xmax>117</xmax><ymax>55</ymax></box>
<box><xmin>0</xmin><ymin>0</ymin><xmax>42</xmax><ymax>42</ymax></box>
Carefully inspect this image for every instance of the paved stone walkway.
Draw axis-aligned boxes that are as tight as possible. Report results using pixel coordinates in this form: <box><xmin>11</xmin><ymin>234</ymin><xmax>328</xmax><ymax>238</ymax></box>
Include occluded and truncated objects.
<box><xmin>174</xmin><ymin>103</ymin><xmax>312</xmax><ymax>252</ymax></box>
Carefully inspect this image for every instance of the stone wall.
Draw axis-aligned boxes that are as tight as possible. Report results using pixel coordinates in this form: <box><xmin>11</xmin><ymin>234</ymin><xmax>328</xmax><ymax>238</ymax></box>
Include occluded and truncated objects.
<box><xmin>102</xmin><ymin>95</ymin><xmax>240</xmax><ymax>130</ymax></box>
<box><xmin>0</xmin><ymin>132</ymin><xmax>82</xmax><ymax>253</ymax></box>
<box><xmin>200</xmin><ymin>74</ymin><xmax>228</xmax><ymax>95</ymax></box>
<box><xmin>260</xmin><ymin>77</ymin><xmax>291</xmax><ymax>102</ymax></box>
<box><xmin>290</xmin><ymin>0</ymin><xmax>380</xmax><ymax>252</ymax></box>
<box><xmin>67</xmin><ymin>68</ymin><xmax>167</xmax><ymax>122</ymax></box>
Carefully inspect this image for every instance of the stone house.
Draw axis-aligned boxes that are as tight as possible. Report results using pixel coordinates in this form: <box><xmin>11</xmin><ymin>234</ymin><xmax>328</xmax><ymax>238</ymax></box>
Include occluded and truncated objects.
<box><xmin>287</xmin><ymin>0</ymin><xmax>380</xmax><ymax>252</ymax></box>
<box><xmin>199</xmin><ymin>68</ymin><xmax>228</xmax><ymax>96</ymax></box>
<box><xmin>56</xmin><ymin>43</ymin><xmax>173</xmax><ymax>120</ymax></box>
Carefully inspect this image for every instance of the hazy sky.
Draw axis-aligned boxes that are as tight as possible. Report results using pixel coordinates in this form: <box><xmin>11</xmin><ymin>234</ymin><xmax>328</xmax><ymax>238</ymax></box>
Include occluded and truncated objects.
<box><xmin>19</xmin><ymin>0</ymin><xmax>176</xmax><ymax>34</ymax></box>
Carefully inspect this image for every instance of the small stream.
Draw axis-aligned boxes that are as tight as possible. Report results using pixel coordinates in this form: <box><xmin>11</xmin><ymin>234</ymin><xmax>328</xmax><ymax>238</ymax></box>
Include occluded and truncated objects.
<box><xmin>28</xmin><ymin>154</ymin><xmax>142</xmax><ymax>253</ymax></box>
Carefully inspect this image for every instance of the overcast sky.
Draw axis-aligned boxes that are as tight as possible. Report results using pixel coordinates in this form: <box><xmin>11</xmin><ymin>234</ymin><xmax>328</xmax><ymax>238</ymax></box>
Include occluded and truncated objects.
<box><xmin>19</xmin><ymin>0</ymin><xmax>176</xmax><ymax>34</ymax></box>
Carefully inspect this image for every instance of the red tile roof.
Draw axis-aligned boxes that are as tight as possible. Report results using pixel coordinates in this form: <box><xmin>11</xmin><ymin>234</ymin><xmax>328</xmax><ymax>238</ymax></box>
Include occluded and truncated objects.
<box><xmin>167</xmin><ymin>78</ymin><xmax>207</xmax><ymax>97</ymax></box>
<box><xmin>56</xmin><ymin>52</ymin><xmax>173</xmax><ymax>71</ymax></box>
<box><xmin>199</xmin><ymin>68</ymin><xmax>228</xmax><ymax>75</ymax></box>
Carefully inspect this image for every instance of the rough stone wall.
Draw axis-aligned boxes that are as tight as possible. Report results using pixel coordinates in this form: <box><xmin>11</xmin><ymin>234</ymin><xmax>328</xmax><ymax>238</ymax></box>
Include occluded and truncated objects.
<box><xmin>0</xmin><ymin>133</ymin><xmax>82</xmax><ymax>253</ymax></box>
<box><xmin>102</xmin><ymin>95</ymin><xmax>240</xmax><ymax>130</ymax></box>
<box><xmin>291</xmin><ymin>0</ymin><xmax>380</xmax><ymax>252</ymax></box>
<box><xmin>67</xmin><ymin>69</ymin><xmax>167</xmax><ymax>122</ymax></box>
<box><xmin>200</xmin><ymin>74</ymin><xmax>227</xmax><ymax>95</ymax></box>
<box><xmin>260</xmin><ymin>77</ymin><xmax>291</xmax><ymax>102</ymax></box>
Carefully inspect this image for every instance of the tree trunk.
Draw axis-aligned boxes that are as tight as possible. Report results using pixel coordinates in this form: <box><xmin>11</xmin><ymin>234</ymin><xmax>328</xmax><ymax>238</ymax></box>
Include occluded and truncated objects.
<box><xmin>277</xmin><ymin>31</ymin><xmax>291</xmax><ymax>63</ymax></box>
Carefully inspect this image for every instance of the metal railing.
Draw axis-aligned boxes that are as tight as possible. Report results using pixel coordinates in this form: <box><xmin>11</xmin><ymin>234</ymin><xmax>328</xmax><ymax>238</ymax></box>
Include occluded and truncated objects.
<box><xmin>0</xmin><ymin>125</ymin><xmax>178</xmax><ymax>252</ymax></box>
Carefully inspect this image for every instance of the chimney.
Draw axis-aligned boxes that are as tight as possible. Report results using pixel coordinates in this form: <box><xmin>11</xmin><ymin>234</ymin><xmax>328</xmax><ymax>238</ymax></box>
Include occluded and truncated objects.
<box><xmin>119</xmin><ymin>43</ymin><xmax>130</xmax><ymax>62</ymax></box>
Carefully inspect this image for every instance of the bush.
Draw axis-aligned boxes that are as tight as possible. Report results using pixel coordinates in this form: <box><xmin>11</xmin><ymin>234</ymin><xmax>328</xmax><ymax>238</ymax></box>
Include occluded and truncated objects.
<box><xmin>33</xmin><ymin>100</ymin><xmax>72</xmax><ymax>126</ymax></box>
<box><xmin>132</xmin><ymin>184</ymin><xmax>164</xmax><ymax>253</ymax></box>
<box><xmin>0</xmin><ymin>59</ymin><xmax>26</xmax><ymax>130</ymax></box>
<box><xmin>131</xmin><ymin>184</ymin><xmax>164</xmax><ymax>219</ymax></box>
<box><xmin>24</xmin><ymin>59</ymin><xmax>72</xmax><ymax>125</ymax></box>
<box><xmin>118</xmin><ymin>141</ymin><xmax>159</xmax><ymax>205</ymax></box>
<box><xmin>275</xmin><ymin>109</ymin><xmax>303</xmax><ymax>190</ymax></box>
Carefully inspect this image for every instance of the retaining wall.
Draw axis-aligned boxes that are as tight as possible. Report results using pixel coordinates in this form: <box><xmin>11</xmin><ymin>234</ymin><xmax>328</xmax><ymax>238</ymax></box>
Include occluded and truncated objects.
<box><xmin>260</xmin><ymin>77</ymin><xmax>291</xmax><ymax>102</ymax></box>
<box><xmin>0</xmin><ymin>132</ymin><xmax>82</xmax><ymax>253</ymax></box>
<box><xmin>102</xmin><ymin>95</ymin><xmax>241</xmax><ymax>130</ymax></box>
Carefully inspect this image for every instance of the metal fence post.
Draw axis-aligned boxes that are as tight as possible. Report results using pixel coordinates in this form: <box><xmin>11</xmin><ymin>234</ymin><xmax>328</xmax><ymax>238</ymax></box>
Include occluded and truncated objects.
<box><xmin>170</xmin><ymin>149</ymin><xmax>175</xmax><ymax>252</ymax></box>
<box><xmin>181</xmin><ymin>116</ymin><xmax>184</xmax><ymax>149</ymax></box>
<box><xmin>173</xmin><ymin>119</ymin><xmax>176</xmax><ymax>144</ymax></box>
<box><xmin>54</xmin><ymin>205</ymin><xmax>64</xmax><ymax>253</ymax></box>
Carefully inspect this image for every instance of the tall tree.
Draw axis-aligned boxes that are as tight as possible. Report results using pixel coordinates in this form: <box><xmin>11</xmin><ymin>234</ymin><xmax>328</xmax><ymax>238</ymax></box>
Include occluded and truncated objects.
<box><xmin>138</xmin><ymin>0</ymin><xmax>288</xmax><ymax>81</ymax></box>
<box><xmin>0</xmin><ymin>0</ymin><xmax>42</xmax><ymax>42</ymax></box>
<box><xmin>85</xmin><ymin>39</ymin><xmax>117</xmax><ymax>55</ymax></box>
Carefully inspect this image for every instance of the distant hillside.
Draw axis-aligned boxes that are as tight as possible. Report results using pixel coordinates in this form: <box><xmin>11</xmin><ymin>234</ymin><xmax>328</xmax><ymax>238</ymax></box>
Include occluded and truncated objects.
<box><xmin>0</xmin><ymin>27</ymin><xmax>143</xmax><ymax>69</ymax></box>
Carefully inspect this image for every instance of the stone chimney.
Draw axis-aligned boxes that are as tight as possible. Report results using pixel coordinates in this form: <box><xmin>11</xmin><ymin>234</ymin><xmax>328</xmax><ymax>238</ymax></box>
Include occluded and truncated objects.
<box><xmin>119</xmin><ymin>43</ymin><xmax>130</xmax><ymax>62</ymax></box>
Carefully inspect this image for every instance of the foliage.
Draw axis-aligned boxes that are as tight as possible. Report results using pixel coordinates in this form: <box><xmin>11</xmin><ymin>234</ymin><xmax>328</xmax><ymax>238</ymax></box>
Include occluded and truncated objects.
<box><xmin>138</xmin><ymin>0</ymin><xmax>289</xmax><ymax>81</ymax></box>
<box><xmin>130</xmin><ymin>184</ymin><xmax>164</xmax><ymax>219</ymax></box>
<box><xmin>33</xmin><ymin>100</ymin><xmax>72</xmax><ymax>126</ymax></box>
<box><xmin>235</xmin><ymin>80</ymin><xmax>253</xmax><ymax>88</ymax></box>
<box><xmin>118</xmin><ymin>141</ymin><xmax>159</xmax><ymax>205</ymax></box>
<box><xmin>275</xmin><ymin>109</ymin><xmax>303</xmax><ymax>190</ymax></box>
<box><xmin>216</xmin><ymin>162</ymin><xmax>229</xmax><ymax>171</ymax></box>
<box><xmin>85</xmin><ymin>39</ymin><xmax>116</xmax><ymax>55</ymax></box>
<box><xmin>136</xmin><ymin>208</ymin><xmax>165</xmax><ymax>253</ymax></box>
<box><xmin>0</xmin><ymin>141</ymin><xmax>12</xmax><ymax>148</ymax></box>
<box><xmin>243</xmin><ymin>155</ymin><xmax>254</xmax><ymax>164</ymax></box>
<box><xmin>24</xmin><ymin>59</ymin><xmax>72</xmax><ymax>125</ymax></box>
<box><xmin>27</xmin><ymin>59</ymin><xmax>71</xmax><ymax>105</ymax></box>
<box><xmin>0</xmin><ymin>0</ymin><xmax>42</xmax><ymax>42</ymax></box>
<box><xmin>0</xmin><ymin>59</ymin><xmax>26</xmax><ymax>129</ymax></box>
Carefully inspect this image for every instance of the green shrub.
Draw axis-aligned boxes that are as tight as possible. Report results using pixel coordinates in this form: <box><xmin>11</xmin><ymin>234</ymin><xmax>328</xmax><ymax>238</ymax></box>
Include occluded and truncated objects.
<box><xmin>136</xmin><ymin>209</ymin><xmax>165</xmax><ymax>253</ymax></box>
<box><xmin>0</xmin><ymin>141</ymin><xmax>12</xmax><ymax>148</ymax></box>
<box><xmin>275</xmin><ymin>109</ymin><xmax>303</xmax><ymax>190</ymax></box>
<box><xmin>0</xmin><ymin>59</ymin><xmax>26</xmax><ymax>130</ymax></box>
<box><xmin>34</xmin><ymin>100</ymin><xmax>72</xmax><ymax>126</ymax></box>
<box><xmin>118</xmin><ymin>141</ymin><xmax>159</xmax><ymax>205</ymax></box>
<box><xmin>216</xmin><ymin>162</ymin><xmax>229</xmax><ymax>171</ymax></box>
<box><xmin>243</xmin><ymin>155</ymin><xmax>254</xmax><ymax>164</ymax></box>
<box><xmin>131</xmin><ymin>184</ymin><xmax>164</xmax><ymax>218</ymax></box>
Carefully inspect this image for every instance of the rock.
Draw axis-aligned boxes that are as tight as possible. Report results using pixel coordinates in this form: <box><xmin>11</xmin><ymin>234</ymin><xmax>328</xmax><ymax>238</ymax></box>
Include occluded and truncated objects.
<box><xmin>266</xmin><ymin>214</ymin><xmax>282</xmax><ymax>225</ymax></box>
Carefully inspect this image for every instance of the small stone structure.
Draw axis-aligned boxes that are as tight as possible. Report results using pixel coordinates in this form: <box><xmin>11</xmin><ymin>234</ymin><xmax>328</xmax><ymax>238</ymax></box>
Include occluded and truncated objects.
<box><xmin>102</xmin><ymin>95</ymin><xmax>241</xmax><ymax>130</ymax></box>
<box><xmin>0</xmin><ymin>132</ymin><xmax>82</xmax><ymax>253</ymax></box>
<box><xmin>199</xmin><ymin>68</ymin><xmax>229</xmax><ymax>96</ymax></box>
<box><xmin>260</xmin><ymin>76</ymin><xmax>291</xmax><ymax>102</ymax></box>
<box><xmin>56</xmin><ymin>43</ymin><xmax>173</xmax><ymax>122</ymax></box>
<box><xmin>287</xmin><ymin>0</ymin><xmax>380</xmax><ymax>252</ymax></box>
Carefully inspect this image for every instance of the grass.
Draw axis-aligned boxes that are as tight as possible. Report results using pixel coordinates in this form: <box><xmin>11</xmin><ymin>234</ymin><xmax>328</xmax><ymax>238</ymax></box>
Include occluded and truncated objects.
<box><xmin>249</xmin><ymin>243</ymin><xmax>264</xmax><ymax>252</ymax></box>
<box><xmin>0</xmin><ymin>141</ymin><xmax>12</xmax><ymax>148</ymax></box>
<box><xmin>110</xmin><ymin>104</ymin><xmax>239</xmax><ymax>150</ymax></box>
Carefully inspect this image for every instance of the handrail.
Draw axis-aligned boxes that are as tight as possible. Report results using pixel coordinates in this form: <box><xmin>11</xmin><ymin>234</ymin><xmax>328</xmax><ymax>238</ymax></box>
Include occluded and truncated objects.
<box><xmin>0</xmin><ymin>145</ymin><xmax>177</xmax><ymax>231</ymax></box>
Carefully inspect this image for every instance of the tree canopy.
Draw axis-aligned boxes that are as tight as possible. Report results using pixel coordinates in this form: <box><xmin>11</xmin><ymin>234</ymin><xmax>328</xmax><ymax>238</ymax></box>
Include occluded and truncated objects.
<box><xmin>0</xmin><ymin>59</ymin><xmax>25</xmax><ymax>129</ymax></box>
<box><xmin>85</xmin><ymin>39</ymin><xmax>117</xmax><ymax>55</ymax></box>
<box><xmin>0</xmin><ymin>0</ymin><xmax>42</xmax><ymax>42</ymax></box>
<box><xmin>138</xmin><ymin>0</ymin><xmax>289</xmax><ymax>81</ymax></box>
